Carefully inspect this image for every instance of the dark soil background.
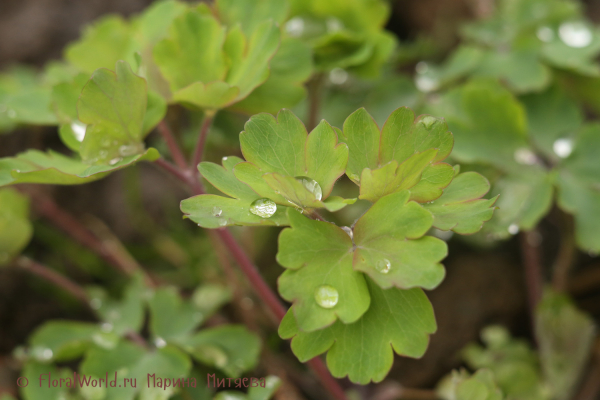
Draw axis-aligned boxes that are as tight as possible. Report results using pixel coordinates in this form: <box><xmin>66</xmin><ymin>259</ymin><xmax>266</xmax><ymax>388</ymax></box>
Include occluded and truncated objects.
<box><xmin>1</xmin><ymin>0</ymin><xmax>600</xmax><ymax>397</ymax></box>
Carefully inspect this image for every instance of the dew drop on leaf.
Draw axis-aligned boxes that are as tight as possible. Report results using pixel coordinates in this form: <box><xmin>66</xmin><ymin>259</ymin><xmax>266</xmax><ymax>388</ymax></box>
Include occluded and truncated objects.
<box><xmin>329</xmin><ymin>68</ymin><xmax>348</xmax><ymax>85</ymax></box>
<box><xmin>296</xmin><ymin>176</ymin><xmax>323</xmax><ymax>200</ymax></box>
<box><xmin>415</xmin><ymin>75</ymin><xmax>439</xmax><ymax>93</ymax></box>
<box><xmin>514</xmin><ymin>148</ymin><xmax>538</xmax><ymax>165</ymax></box>
<box><xmin>508</xmin><ymin>224</ymin><xmax>519</xmax><ymax>235</ymax></box>
<box><xmin>419</xmin><ymin>116</ymin><xmax>437</xmax><ymax>130</ymax></box>
<box><xmin>212</xmin><ymin>206</ymin><xmax>222</xmax><ymax>217</ymax></box>
<box><xmin>89</xmin><ymin>297</ymin><xmax>102</xmax><ymax>310</ymax></box>
<box><xmin>70</xmin><ymin>121</ymin><xmax>87</xmax><ymax>142</ymax></box>
<box><xmin>537</xmin><ymin>26</ymin><xmax>554</xmax><ymax>42</ymax></box>
<box><xmin>314</xmin><ymin>285</ymin><xmax>339</xmax><ymax>309</ymax></box>
<box><xmin>375</xmin><ymin>259</ymin><xmax>391</xmax><ymax>274</ymax></box>
<box><xmin>559</xmin><ymin>22</ymin><xmax>592</xmax><ymax>48</ymax></box>
<box><xmin>285</xmin><ymin>17</ymin><xmax>305</xmax><ymax>37</ymax></box>
<box><xmin>553</xmin><ymin>138</ymin><xmax>573</xmax><ymax>158</ymax></box>
<box><xmin>250</xmin><ymin>198</ymin><xmax>277</xmax><ymax>218</ymax></box>
<box><xmin>119</xmin><ymin>144</ymin><xmax>142</xmax><ymax>157</ymax></box>
<box><xmin>341</xmin><ymin>226</ymin><xmax>353</xmax><ymax>239</ymax></box>
<box><xmin>154</xmin><ymin>337</ymin><xmax>167</xmax><ymax>348</ymax></box>
<box><xmin>108</xmin><ymin>158</ymin><xmax>122</xmax><ymax>165</ymax></box>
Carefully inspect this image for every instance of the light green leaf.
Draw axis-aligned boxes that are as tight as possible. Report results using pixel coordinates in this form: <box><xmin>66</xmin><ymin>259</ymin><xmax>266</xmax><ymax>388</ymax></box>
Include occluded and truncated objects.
<box><xmin>179</xmin><ymin>325</ymin><xmax>260</xmax><ymax>377</ymax></box>
<box><xmin>216</xmin><ymin>0</ymin><xmax>289</xmax><ymax>35</ymax></box>
<box><xmin>277</xmin><ymin>209</ymin><xmax>370</xmax><ymax>332</ymax></box>
<box><xmin>28</xmin><ymin>321</ymin><xmax>100</xmax><ymax>362</ymax></box>
<box><xmin>280</xmin><ymin>279</ymin><xmax>436</xmax><ymax>384</ymax></box>
<box><xmin>65</xmin><ymin>15</ymin><xmax>139</xmax><ymax>73</ymax></box>
<box><xmin>408</xmin><ymin>163</ymin><xmax>456</xmax><ymax>203</ymax></box>
<box><xmin>78</xmin><ymin>61</ymin><xmax>149</xmax><ymax>164</ymax></box>
<box><xmin>148</xmin><ymin>287</ymin><xmax>207</xmax><ymax>341</ymax></box>
<box><xmin>0</xmin><ymin>148</ymin><xmax>159</xmax><ymax>187</ymax></box>
<box><xmin>21</xmin><ymin>362</ymin><xmax>71</xmax><ymax>400</ymax></box>
<box><xmin>339</xmin><ymin>108</ymin><xmax>380</xmax><ymax>182</ymax></box>
<box><xmin>438</xmin><ymin>369</ymin><xmax>504</xmax><ymax>400</ymax></box>
<box><xmin>536</xmin><ymin>290</ymin><xmax>596</xmax><ymax>400</ymax></box>
<box><xmin>556</xmin><ymin>123</ymin><xmax>600</xmax><ymax>252</ymax></box>
<box><xmin>0</xmin><ymin>189</ymin><xmax>32</xmax><ymax>265</ymax></box>
<box><xmin>423</xmin><ymin>172</ymin><xmax>498</xmax><ymax>234</ymax></box>
<box><xmin>353</xmin><ymin>190</ymin><xmax>447</xmax><ymax>289</ymax></box>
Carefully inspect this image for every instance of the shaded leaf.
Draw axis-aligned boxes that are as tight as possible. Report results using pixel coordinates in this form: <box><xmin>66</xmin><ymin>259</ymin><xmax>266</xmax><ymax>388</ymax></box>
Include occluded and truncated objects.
<box><xmin>0</xmin><ymin>189</ymin><xmax>32</xmax><ymax>265</ymax></box>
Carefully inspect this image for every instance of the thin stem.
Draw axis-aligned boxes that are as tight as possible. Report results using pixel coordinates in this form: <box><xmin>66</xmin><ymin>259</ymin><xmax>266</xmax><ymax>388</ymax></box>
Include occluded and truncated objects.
<box><xmin>157</xmin><ymin>121</ymin><xmax>188</xmax><ymax>170</ymax></box>
<box><xmin>307</xmin><ymin>74</ymin><xmax>324</xmax><ymax>131</ymax></box>
<box><xmin>519</xmin><ymin>229</ymin><xmax>544</xmax><ymax>335</ymax></box>
<box><xmin>154</xmin><ymin>158</ymin><xmax>193</xmax><ymax>186</ymax></box>
<box><xmin>552</xmin><ymin>212</ymin><xmax>577</xmax><ymax>292</ymax></box>
<box><xmin>22</xmin><ymin>188</ymin><xmax>154</xmax><ymax>286</ymax></box>
<box><xmin>306</xmin><ymin>358</ymin><xmax>348</xmax><ymax>400</ymax></box>
<box><xmin>191</xmin><ymin>113</ymin><xmax>215</xmax><ymax>178</ymax></box>
<box><xmin>15</xmin><ymin>256</ymin><xmax>91</xmax><ymax>305</ymax></box>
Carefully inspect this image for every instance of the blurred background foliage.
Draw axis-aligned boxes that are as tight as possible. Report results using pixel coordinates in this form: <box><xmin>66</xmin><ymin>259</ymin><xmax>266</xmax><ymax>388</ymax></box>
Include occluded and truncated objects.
<box><xmin>1</xmin><ymin>0</ymin><xmax>600</xmax><ymax>399</ymax></box>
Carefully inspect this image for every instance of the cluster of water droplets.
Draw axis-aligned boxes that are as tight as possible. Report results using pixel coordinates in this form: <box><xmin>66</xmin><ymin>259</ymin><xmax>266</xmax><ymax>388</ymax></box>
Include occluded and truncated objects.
<box><xmin>537</xmin><ymin>22</ymin><xmax>593</xmax><ymax>48</ymax></box>
<box><xmin>314</xmin><ymin>285</ymin><xmax>339</xmax><ymax>309</ymax></box>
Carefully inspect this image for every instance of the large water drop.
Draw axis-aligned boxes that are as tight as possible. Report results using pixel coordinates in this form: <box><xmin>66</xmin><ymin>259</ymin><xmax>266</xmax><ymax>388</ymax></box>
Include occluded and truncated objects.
<box><xmin>375</xmin><ymin>259</ymin><xmax>391</xmax><ymax>274</ymax></box>
<box><xmin>249</xmin><ymin>198</ymin><xmax>277</xmax><ymax>218</ymax></box>
<box><xmin>553</xmin><ymin>138</ymin><xmax>573</xmax><ymax>158</ymax></box>
<box><xmin>296</xmin><ymin>176</ymin><xmax>323</xmax><ymax>200</ymax></box>
<box><xmin>314</xmin><ymin>285</ymin><xmax>339</xmax><ymax>309</ymax></box>
<box><xmin>559</xmin><ymin>22</ymin><xmax>592</xmax><ymax>48</ymax></box>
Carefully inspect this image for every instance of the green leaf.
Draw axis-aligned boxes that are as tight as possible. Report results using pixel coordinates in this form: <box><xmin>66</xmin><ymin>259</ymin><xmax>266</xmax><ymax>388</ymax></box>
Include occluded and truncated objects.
<box><xmin>423</xmin><ymin>172</ymin><xmax>498</xmax><ymax>234</ymax></box>
<box><xmin>21</xmin><ymin>362</ymin><xmax>71</xmax><ymax>400</ymax></box>
<box><xmin>77</xmin><ymin>61</ymin><xmax>149</xmax><ymax>164</ymax></box>
<box><xmin>65</xmin><ymin>15</ymin><xmax>139</xmax><ymax>74</ymax></box>
<box><xmin>87</xmin><ymin>274</ymin><xmax>147</xmax><ymax>337</ymax></box>
<box><xmin>0</xmin><ymin>189</ymin><xmax>32</xmax><ymax>265</ymax></box>
<box><xmin>182</xmin><ymin>157</ymin><xmax>290</xmax><ymax>228</ymax></box>
<box><xmin>340</xmin><ymin>107</ymin><xmax>453</xmax><ymax>201</ymax></box>
<box><xmin>556</xmin><ymin>124</ymin><xmax>600</xmax><ymax>252</ymax></box>
<box><xmin>541</xmin><ymin>22</ymin><xmax>600</xmax><ymax>76</ymax></box>
<box><xmin>214</xmin><ymin>376</ymin><xmax>282</xmax><ymax>400</ymax></box>
<box><xmin>437</xmin><ymin>369</ymin><xmax>504</xmax><ymax>400</ymax></box>
<box><xmin>277</xmin><ymin>209</ymin><xmax>370</xmax><ymax>332</ymax></box>
<box><xmin>535</xmin><ymin>290</ymin><xmax>596</xmax><ymax>400</ymax></box>
<box><xmin>148</xmin><ymin>287</ymin><xmax>206</xmax><ymax>341</ymax></box>
<box><xmin>28</xmin><ymin>321</ymin><xmax>100</xmax><ymax>362</ymax></box>
<box><xmin>132</xmin><ymin>0</ymin><xmax>187</xmax><ymax>47</ymax></box>
<box><xmin>179</xmin><ymin>325</ymin><xmax>260</xmax><ymax>377</ymax></box>
<box><xmin>427</xmin><ymin>79</ymin><xmax>528</xmax><ymax>167</ymax></box>
<box><xmin>216</xmin><ymin>0</ymin><xmax>289</xmax><ymax>36</ymax></box>
<box><xmin>154</xmin><ymin>10</ymin><xmax>280</xmax><ymax>110</ymax></box>
<box><xmin>0</xmin><ymin>148</ymin><xmax>159</xmax><ymax>187</ymax></box>
<box><xmin>277</xmin><ymin>190</ymin><xmax>445</xmax><ymax>331</ymax></box>
<box><xmin>280</xmin><ymin>279</ymin><xmax>436</xmax><ymax>384</ymax></box>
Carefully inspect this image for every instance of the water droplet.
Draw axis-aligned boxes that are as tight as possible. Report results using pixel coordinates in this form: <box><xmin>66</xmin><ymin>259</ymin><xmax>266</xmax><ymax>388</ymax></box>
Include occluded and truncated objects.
<box><xmin>553</xmin><ymin>138</ymin><xmax>573</xmax><ymax>158</ymax></box>
<box><xmin>329</xmin><ymin>68</ymin><xmax>348</xmax><ymax>85</ymax></box>
<box><xmin>508</xmin><ymin>224</ymin><xmax>519</xmax><ymax>235</ymax></box>
<box><xmin>7</xmin><ymin>109</ymin><xmax>16</xmax><ymax>119</ymax></box>
<box><xmin>249</xmin><ymin>198</ymin><xmax>277</xmax><ymax>218</ymax></box>
<box><xmin>222</xmin><ymin>156</ymin><xmax>228</xmax><ymax>161</ymax></box>
<box><xmin>101</xmin><ymin>322</ymin><xmax>113</xmax><ymax>332</ymax></box>
<box><xmin>514</xmin><ymin>148</ymin><xmax>538</xmax><ymax>165</ymax></box>
<box><xmin>419</xmin><ymin>116</ymin><xmax>437</xmax><ymax>130</ymax></box>
<box><xmin>108</xmin><ymin>157</ymin><xmax>122</xmax><ymax>165</ymax></box>
<box><xmin>92</xmin><ymin>333</ymin><xmax>118</xmax><ymax>349</ymax></box>
<box><xmin>70</xmin><ymin>121</ymin><xmax>87</xmax><ymax>142</ymax></box>
<box><xmin>559</xmin><ymin>22</ymin><xmax>592</xmax><ymax>48</ymax></box>
<box><xmin>433</xmin><ymin>229</ymin><xmax>454</xmax><ymax>241</ymax></box>
<box><xmin>348</xmin><ymin>173</ymin><xmax>360</xmax><ymax>182</ymax></box>
<box><xmin>212</xmin><ymin>206</ymin><xmax>222</xmax><ymax>217</ymax></box>
<box><xmin>154</xmin><ymin>337</ymin><xmax>167</xmax><ymax>348</ymax></box>
<box><xmin>314</xmin><ymin>285</ymin><xmax>338</xmax><ymax>309</ymax></box>
<box><xmin>415</xmin><ymin>61</ymin><xmax>429</xmax><ymax>74</ymax></box>
<box><xmin>341</xmin><ymin>226</ymin><xmax>353</xmax><ymax>239</ymax></box>
<box><xmin>537</xmin><ymin>26</ymin><xmax>554</xmax><ymax>42</ymax></box>
<box><xmin>375</xmin><ymin>259</ymin><xmax>391</xmax><ymax>274</ymax></box>
<box><xmin>415</xmin><ymin>75</ymin><xmax>439</xmax><ymax>93</ymax></box>
<box><xmin>119</xmin><ymin>144</ymin><xmax>141</xmax><ymax>157</ymax></box>
<box><xmin>32</xmin><ymin>347</ymin><xmax>53</xmax><ymax>361</ymax></box>
<box><xmin>326</xmin><ymin>17</ymin><xmax>344</xmax><ymax>32</ymax></box>
<box><xmin>89</xmin><ymin>298</ymin><xmax>102</xmax><ymax>310</ymax></box>
<box><xmin>285</xmin><ymin>17</ymin><xmax>304</xmax><ymax>37</ymax></box>
<box><xmin>296</xmin><ymin>176</ymin><xmax>323</xmax><ymax>200</ymax></box>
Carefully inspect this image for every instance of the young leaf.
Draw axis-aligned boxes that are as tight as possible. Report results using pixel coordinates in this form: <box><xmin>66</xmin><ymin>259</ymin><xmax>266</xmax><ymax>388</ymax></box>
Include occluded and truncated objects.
<box><xmin>0</xmin><ymin>189</ymin><xmax>32</xmax><ymax>265</ymax></box>
<box><xmin>28</xmin><ymin>321</ymin><xmax>100</xmax><ymax>362</ymax></box>
<box><xmin>437</xmin><ymin>369</ymin><xmax>504</xmax><ymax>400</ymax></box>
<box><xmin>77</xmin><ymin>61</ymin><xmax>150</xmax><ymax>164</ymax></box>
<box><xmin>0</xmin><ymin>149</ymin><xmax>159</xmax><ymax>187</ymax></box>
<box><xmin>179</xmin><ymin>325</ymin><xmax>261</xmax><ymax>378</ymax></box>
<box><xmin>279</xmin><ymin>279</ymin><xmax>436</xmax><ymax>384</ymax></box>
<box><xmin>181</xmin><ymin>156</ymin><xmax>290</xmax><ymax>228</ymax></box>
<box><xmin>423</xmin><ymin>172</ymin><xmax>499</xmax><ymax>234</ymax></box>
<box><xmin>148</xmin><ymin>287</ymin><xmax>207</xmax><ymax>341</ymax></box>
<box><xmin>278</xmin><ymin>191</ymin><xmax>446</xmax><ymax>331</ymax></box>
<box><xmin>340</xmin><ymin>107</ymin><xmax>454</xmax><ymax>203</ymax></box>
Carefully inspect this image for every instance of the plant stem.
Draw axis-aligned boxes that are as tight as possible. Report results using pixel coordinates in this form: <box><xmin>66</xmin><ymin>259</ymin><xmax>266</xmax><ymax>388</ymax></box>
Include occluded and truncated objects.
<box><xmin>191</xmin><ymin>113</ymin><xmax>215</xmax><ymax>178</ymax></box>
<box><xmin>22</xmin><ymin>188</ymin><xmax>154</xmax><ymax>286</ymax></box>
<box><xmin>15</xmin><ymin>256</ymin><xmax>91</xmax><ymax>305</ymax></box>
<box><xmin>156</xmin><ymin>119</ymin><xmax>349</xmax><ymax>400</ymax></box>
<box><xmin>157</xmin><ymin>121</ymin><xmax>188</xmax><ymax>170</ymax></box>
<box><xmin>552</xmin><ymin>212</ymin><xmax>577</xmax><ymax>292</ymax></box>
<box><xmin>307</xmin><ymin>74</ymin><xmax>324</xmax><ymax>131</ymax></box>
<box><xmin>155</xmin><ymin>158</ymin><xmax>193</xmax><ymax>186</ymax></box>
<box><xmin>519</xmin><ymin>229</ymin><xmax>544</xmax><ymax>332</ymax></box>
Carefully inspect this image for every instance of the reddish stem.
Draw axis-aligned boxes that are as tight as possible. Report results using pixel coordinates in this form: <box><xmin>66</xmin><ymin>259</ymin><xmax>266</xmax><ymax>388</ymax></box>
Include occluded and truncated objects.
<box><xmin>15</xmin><ymin>256</ymin><xmax>91</xmax><ymax>305</ymax></box>
<box><xmin>157</xmin><ymin>121</ymin><xmax>188</xmax><ymax>171</ymax></box>
<box><xmin>191</xmin><ymin>113</ymin><xmax>215</xmax><ymax>177</ymax></box>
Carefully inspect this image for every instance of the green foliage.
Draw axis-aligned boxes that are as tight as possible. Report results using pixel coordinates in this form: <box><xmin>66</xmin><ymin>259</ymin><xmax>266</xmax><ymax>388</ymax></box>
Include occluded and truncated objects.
<box><xmin>0</xmin><ymin>188</ymin><xmax>32</xmax><ymax>265</ymax></box>
<box><xmin>213</xmin><ymin>376</ymin><xmax>281</xmax><ymax>400</ymax></box>
<box><xmin>437</xmin><ymin>369</ymin><xmax>504</xmax><ymax>400</ymax></box>
<box><xmin>187</xmin><ymin>106</ymin><xmax>496</xmax><ymax>383</ymax></box>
